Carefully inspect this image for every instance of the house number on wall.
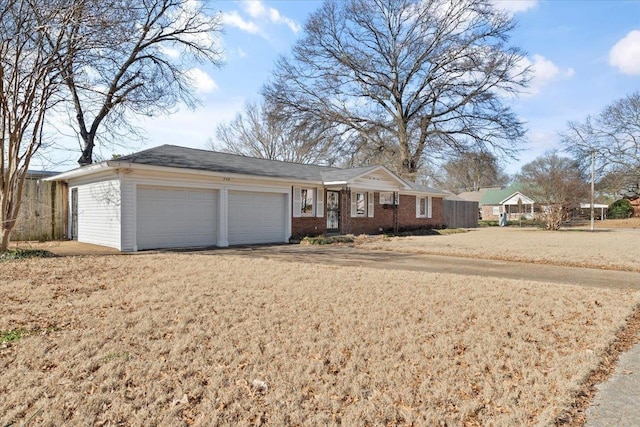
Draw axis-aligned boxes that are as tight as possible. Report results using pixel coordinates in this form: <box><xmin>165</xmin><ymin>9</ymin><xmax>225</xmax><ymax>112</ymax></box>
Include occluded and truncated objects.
<box><xmin>222</xmin><ymin>177</ymin><xmax>231</xmax><ymax>182</ymax></box>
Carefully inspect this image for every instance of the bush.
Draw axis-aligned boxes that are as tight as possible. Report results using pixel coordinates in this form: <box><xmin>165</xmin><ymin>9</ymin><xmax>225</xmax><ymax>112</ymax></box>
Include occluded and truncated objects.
<box><xmin>0</xmin><ymin>249</ymin><xmax>55</xmax><ymax>261</ymax></box>
<box><xmin>300</xmin><ymin>235</ymin><xmax>355</xmax><ymax>245</ymax></box>
<box><xmin>608</xmin><ymin>199</ymin><xmax>633</xmax><ymax>219</ymax></box>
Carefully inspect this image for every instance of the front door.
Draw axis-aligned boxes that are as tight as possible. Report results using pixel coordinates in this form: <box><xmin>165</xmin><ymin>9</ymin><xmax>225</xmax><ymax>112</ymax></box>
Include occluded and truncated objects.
<box><xmin>326</xmin><ymin>191</ymin><xmax>340</xmax><ymax>233</ymax></box>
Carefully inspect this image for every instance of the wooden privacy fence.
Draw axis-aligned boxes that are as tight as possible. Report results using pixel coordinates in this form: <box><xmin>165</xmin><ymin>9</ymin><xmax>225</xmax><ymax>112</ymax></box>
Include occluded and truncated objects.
<box><xmin>442</xmin><ymin>199</ymin><xmax>478</xmax><ymax>228</ymax></box>
<box><xmin>12</xmin><ymin>177</ymin><xmax>67</xmax><ymax>241</ymax></box>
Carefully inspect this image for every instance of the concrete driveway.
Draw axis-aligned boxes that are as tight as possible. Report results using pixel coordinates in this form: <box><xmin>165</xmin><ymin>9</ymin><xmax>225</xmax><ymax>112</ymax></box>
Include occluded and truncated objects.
<box><xmin>207</xmin><ymin>244</ymin><xmax>640</xmax><ymax>291</ymax></box>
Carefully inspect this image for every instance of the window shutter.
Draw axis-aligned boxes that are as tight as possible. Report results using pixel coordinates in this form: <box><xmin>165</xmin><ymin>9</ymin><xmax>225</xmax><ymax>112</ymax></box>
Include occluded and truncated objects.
<box><xmin>415</xmin><ymin>196</ymin><xmax>421</xmax><ymax>218</ymax></box>
<box><xmin>293</xmin><ymin>187</ymin><xmax>301</xmax><ymax>218</ymax></box>
<box><xmin>367</xmin><ymin>192</ymin><xmax>374</xmax><ymax>217</ymax></box>
<box><xmin>427</xmin><ymin>196</ymin><xmax>433</xmax><ymax>218</ymax></box>
<box><xmin>316</xmin><ymin>187</ymin><xmax>324</xmax><ymax>217</ymax></box>
<box><xmin>350</xmin><ymin>191</ymin><xmax>357</xmax><ymax>218</ymax></box>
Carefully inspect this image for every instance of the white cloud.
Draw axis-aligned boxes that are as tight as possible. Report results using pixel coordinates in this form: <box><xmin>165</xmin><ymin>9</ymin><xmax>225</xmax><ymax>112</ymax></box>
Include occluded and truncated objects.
<box><xmin>186</xmin><ymin>68</ymin><xmax>218</xmax><ymax>93</ymax></box>
<box><xmin>521</xmin><ymin>54</ymin><xmax>574</xmax><ymax>96</ymax></box>
<box><xmin>230</xmin><ymin>0</ymin><xmax>301</xmax><ymax>35</ymax></box>
<box><xmin>242</xmin><ymin>0</ymin><xmax>267</xmax><ymax>18</ymax></box>
<box><xmin>609</xmin><ymin>30</ymin><xmax>640</xmax><ymax>75</ymax></box>
<box><xmin>491</xmin><ymin>0</ymin><xmax>539</xmax><ymax>14</ymax></box>
<box><xmin>221</xmin><ymin>10</ymin><xmax>259</xmax><ymax>34</ymax></box>
<box><xmin>237</xmin><ymin>48</ymin><xmax>248</xmax><ymax>58</ymax></box>
<box><xmin>269</xmin><ymin>8</ymin><xmax>302</xmax><ymax>34</ymax></box>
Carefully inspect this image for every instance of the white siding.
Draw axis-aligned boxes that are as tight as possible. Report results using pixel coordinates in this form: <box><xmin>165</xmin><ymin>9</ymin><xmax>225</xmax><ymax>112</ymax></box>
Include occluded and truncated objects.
<box><xmin>228</xmin><ymin>191</ymin><xmax>287</xmax><ymax>245</ymax></box>
<box><xmin>75</xmin><ymin>180</ymin><xmax>122</xmax><ymax>250</ymax></box>
<box><xmin>120</xmin><ymin>180</ymin><xmax>137</xmax><ymax>251</ymax></box>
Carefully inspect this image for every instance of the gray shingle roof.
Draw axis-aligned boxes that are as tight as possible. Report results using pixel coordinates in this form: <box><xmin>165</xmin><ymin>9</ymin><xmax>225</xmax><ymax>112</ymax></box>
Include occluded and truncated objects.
<box><xmin>109</xmin><ymin>145</ymin><xmax>443</xmax><ymax>195</ymax></box>
<box><xmin>115</xmin><ymin>145</ymin><xmax>338</xmax><ymax>182</ymax></box>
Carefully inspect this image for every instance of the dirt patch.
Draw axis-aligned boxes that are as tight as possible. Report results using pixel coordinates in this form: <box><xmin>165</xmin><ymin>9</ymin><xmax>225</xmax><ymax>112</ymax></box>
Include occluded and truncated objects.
<box><xmin>1</xmin><ymin>254</ymin><xmax>638</xmax><ymax>426</ymax></box>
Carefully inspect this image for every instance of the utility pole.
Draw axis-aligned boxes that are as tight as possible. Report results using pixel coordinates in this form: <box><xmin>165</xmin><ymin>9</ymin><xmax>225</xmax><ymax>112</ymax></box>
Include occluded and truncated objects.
<box><xmin>590</xmin><ymin>150</ymin><xmax>595</xmax><ymax>231</ymax></box>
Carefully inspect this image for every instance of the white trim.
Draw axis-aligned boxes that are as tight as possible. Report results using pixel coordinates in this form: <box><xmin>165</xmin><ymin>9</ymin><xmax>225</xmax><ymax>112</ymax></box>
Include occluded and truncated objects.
<box><xmin>367</xmin><ymin>192</ymin><xmax>374</xmax><ymax>217</ymax></box>
<box><xmin>316</xmin><ymin>187</ymin><xmax>324</xmax><ymax>217</ymax></box>
<box><xmin>350</xmin><ymin>191</ymin><xmax>357</xmax><ymax>218</ymax></box>
<box><xmin>427</xmin><ymin>196</ymin><xmax>432</xmax><ymax>219</ymax></box>
<box><xmin>292</xmin><ymin>186</ymin><xmax>301</xmax><ymax>218</ymax></box>
<box><xmin>218</xmin><ymin>187</ymin><xmax>229</xmax><ymax>247</ymax></box>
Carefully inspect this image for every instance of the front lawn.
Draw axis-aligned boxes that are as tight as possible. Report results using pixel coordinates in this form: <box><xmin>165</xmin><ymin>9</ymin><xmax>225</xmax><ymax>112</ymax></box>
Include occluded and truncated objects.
<box><xmin>1</xmin><ymin>254</ymin><xmax>637</xmax><ymax>425</ymax></box>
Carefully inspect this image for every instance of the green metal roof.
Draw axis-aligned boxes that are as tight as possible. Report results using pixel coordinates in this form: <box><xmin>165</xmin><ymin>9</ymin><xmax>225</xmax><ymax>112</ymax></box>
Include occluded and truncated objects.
<box><xmin>479</xmin><ymin>183</ymin><xmax>526</xmax><ymax>204</ymax></box>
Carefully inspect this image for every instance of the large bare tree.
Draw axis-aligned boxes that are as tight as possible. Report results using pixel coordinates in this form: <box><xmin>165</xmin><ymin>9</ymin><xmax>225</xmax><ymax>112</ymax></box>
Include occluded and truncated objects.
<box><xmin>212</xmin><ymin>101</ymin><xmax>341</xmax><ymax>165</ymax></box>
<box><xmin>561</xmin><ymin>91</ymin><xmax>640</xmax><ymax>199</ymax></box>
<box><xmin>53</xmin><ymin>0</ymin><xmax>223</xmax><ymax>165</ymax></box>
<box><xmin>518</xmin><ymin>152</ymin><xmax>589</xmax><ymax>230</ymax></box>
<box><xmin>263</xmin><ymin>0</ymin><xmax>529</xmax><ymax>180</ymax></box>
<box><xmin>437</xmin><ymin>151</ymin><xmax>510</xmax><ymax>193</ymax></box>
<box><xmin>1</xmin><ymin>0</ymin><xmax>67</xmax><ymax>252</ymax></box>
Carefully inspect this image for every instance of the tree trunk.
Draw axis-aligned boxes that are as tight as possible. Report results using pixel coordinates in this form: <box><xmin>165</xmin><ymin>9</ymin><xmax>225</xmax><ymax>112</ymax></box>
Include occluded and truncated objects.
<box><xmin>1</xmin><ymin>227</ymin><xmax>11</xmax><ymax>253</ymax></box>
<box><xmin>78</xmin><ymin>137</ymin><xmax>94</xmax><ymax>166</ymax></box>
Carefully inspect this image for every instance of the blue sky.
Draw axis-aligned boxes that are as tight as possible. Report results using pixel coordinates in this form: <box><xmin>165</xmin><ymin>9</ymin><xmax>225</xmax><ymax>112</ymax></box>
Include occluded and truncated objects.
<box><xmin>45</xmin><ymin>0</ymin><xmax>640</xmax><ymax>176</ymax></box>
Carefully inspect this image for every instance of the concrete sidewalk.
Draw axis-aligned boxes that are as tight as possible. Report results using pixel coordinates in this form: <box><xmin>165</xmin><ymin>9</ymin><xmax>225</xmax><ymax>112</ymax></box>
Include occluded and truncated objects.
<box><xmin>585</xmin><ymin>337</ymin><xmax>640</xmax><ymax>426</ymax></box>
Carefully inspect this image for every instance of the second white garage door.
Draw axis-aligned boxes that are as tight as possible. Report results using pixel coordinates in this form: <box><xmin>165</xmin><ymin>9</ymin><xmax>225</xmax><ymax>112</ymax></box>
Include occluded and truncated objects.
<box><xmin>137</xmin><ymin>186</ymin><xmax>217</xmax><ymax>250</ymax></box>
<box><xmin>228</xmin><ymin>191</ymin><xmax>287</xmax><ymax>245</ymax></box>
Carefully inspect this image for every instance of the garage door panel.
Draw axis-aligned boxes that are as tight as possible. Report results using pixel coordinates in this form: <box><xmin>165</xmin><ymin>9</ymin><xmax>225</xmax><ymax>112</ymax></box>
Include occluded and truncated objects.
<box><xmin>228</xmin><ymin>191</ymin><xmax>286</xmax><ymax>245</ymax></box>
<box><xmin>137</xmin><ymin>186</ymin><xmax>217</xmax><ymax>250</ymax></box>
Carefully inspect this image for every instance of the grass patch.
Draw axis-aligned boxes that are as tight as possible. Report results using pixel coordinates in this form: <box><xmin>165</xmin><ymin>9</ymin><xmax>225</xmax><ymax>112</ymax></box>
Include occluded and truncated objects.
<box><xmin>0</xmin><ymin>249</ymin><xmax>55</xmax><ymax>261</ymax></box>
<box><xmin>0</xmin><ymin>328</ymin><xmax>28</xmax><ymax>345</ymax></box>
<box><xmin>103</xmin><ymin>351</ymin><xmax>131</xmax><ymax>363</ymax></box>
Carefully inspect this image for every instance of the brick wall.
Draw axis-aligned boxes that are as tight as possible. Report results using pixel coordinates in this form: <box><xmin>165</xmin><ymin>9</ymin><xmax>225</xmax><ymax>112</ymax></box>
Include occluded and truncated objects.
<box><xmin>481</xmin><ymin>205</ymin><xmax>499</xmax><ymax>220</ymax></box>
<box><xmin>291</xmin><ymin>216</ymin><xmax>326</xmax><ymax>238</ymax></box>
<box><xmin>291</xmin><ymin>190</ymin><xmax>444</xmax><ymax>238</ymax></box>
<box><xmin>395</xmin><ymin>194</ymin><xmax>443</xmax><ymax>230</ymax></box>
<box><xmin>342</xmin><ymin>192</ymin><xmax>395</xmax><ymax>235</ymax></box>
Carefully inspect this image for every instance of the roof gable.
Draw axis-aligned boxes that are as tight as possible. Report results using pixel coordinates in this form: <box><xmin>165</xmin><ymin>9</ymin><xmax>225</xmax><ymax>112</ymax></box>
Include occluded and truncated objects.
<box><xmin>480</xmin><ymin>184</ymin><xmax>530</xmax><ymax>205</ymax></box>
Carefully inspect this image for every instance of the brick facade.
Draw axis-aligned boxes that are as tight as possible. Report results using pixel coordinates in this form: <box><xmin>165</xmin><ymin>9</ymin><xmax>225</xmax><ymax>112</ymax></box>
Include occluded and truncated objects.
<box><xmin>291</xmin><ymin>190</ymin><xmax>443</xmax><ymax>238</ymax></box>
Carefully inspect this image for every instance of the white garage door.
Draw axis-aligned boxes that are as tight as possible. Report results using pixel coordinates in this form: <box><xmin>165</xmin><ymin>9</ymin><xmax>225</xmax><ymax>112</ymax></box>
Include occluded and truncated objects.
<box><xmin>228</xmin><ymin>191</ymin><xmax>287</xmax><ymax>245</ymax></box>
<box><xmin>137</xmin><ymin>186</ymin><xmax>217</xmax><ymax>250</ymax></box>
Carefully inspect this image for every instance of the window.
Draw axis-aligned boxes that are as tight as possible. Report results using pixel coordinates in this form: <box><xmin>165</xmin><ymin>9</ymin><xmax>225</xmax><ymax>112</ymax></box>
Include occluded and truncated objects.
<box><xmin>301</xmin><ymin>188</ymin><xmax>315</xmax><ymax>216</ymax></box>
<box><xmin>293</xmin><ymin>187</ymin><xmax>323</xmax><ymax>218</ymax></box>
<box><xmin>492</xmin><ymin>206</ymin><xmax>500</xmax><ymax>215</ymax></box>
<box><xmin>379</xmin><ymin>192</ymin><xmax>395</xmax><ymax>205</ymax></box>
<box><xmin>350</xmin><ymin>191</ymin><xmax>374</xmax><ymax>218</ymax></box>
<box><xmin>356</xmin><ymin>192</ymin><xmax>367</xmax><ymax>216</ymax></box>
<box><xmin>416</xmin><ymin>196</ymin><xmax>432</xmax><ymax>218</ymax></box>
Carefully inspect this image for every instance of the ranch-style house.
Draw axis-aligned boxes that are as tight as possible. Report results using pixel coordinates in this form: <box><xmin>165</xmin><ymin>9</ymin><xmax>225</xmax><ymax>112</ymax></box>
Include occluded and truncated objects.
<box><xmin>48</xmin><ymin>145</ymin><xmax>446</xmax><ymax>251</ymax></box>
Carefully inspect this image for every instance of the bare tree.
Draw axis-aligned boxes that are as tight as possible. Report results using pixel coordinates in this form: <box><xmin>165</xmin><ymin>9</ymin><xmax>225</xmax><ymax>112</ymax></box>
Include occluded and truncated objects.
<box><xmin>212</xmin><ymin>101</ymin><xmax>341</xmax><ymax>165</ymax></box>
<box><xmin>518</xmin><ymin>152</ymin><xmax>589</xmax><ymax>230</ymax></box>
<box><xmin>52</xmin><ymin>0</ymin><xmax>223</xmax><ymax>165</ymax></box>
<box><xmin>1</xmin><ymin>0</ymin><xmax>67</xmax><ymax>252</ymax></box>
<box><xmin>437</xmin><ymin>151</ymin><xmax>510</xmax><ymax>193</ymax></box>
<box><xmin>561</xmin><ymin>91</ymin><xmax>640</xmax><ymax>198</ymax></box>
<box><xmin>263</xmin><ymin>0</ymin><xmax>529</xmax><ymax>180</ymax></box>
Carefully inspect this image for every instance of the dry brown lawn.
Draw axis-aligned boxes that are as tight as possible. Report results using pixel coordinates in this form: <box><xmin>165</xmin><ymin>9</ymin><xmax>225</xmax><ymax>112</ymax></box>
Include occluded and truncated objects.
<box><xmin>356</xmin><ymin>226</ymin><xmax>640</xmax><ymax>272</ymax></box>
<box><xmin>1</xmin><ymin>253</ymin><xmax>638</xmax><ymax>426</ymax></box>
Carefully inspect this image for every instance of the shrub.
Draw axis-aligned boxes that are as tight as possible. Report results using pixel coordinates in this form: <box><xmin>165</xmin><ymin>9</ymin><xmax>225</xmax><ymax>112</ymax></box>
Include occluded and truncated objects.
<box><xmin>300</xmin><ymin>235</ymin><xmax>355</xmax><ymax>245</ymax></box>
<box><xmin>608</xmin><ymin>199</ymin><xmax>633</xmax><ymax>219</ymax></box>
<box><xmin>0</xmin><ymin>248</ymin><xmax>55</xmax><ymax>261</ymax></box>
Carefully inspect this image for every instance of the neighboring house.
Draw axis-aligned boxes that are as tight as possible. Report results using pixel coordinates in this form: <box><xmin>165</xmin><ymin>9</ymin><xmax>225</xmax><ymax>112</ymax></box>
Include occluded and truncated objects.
<box><xmin>459</xmin><ymin>184</ymin><xmax>535</xmax><ymax>221</ymax></box>
<box><xmin>48</xmin><ymin>145</ymin><xmax>446</xmax><ymax>252</ymax></box>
